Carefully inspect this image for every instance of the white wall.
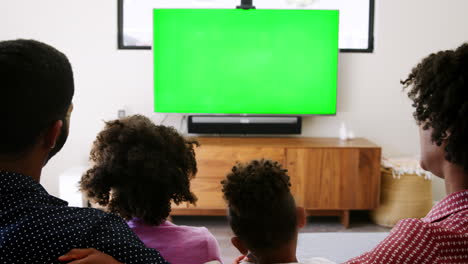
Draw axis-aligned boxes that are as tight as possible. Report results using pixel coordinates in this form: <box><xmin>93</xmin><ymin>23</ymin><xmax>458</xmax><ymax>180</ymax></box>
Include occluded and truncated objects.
<box><xmin>1</xmin><ymin>0</ymin><xmax>467</xmax><ymax>201</ymax></box>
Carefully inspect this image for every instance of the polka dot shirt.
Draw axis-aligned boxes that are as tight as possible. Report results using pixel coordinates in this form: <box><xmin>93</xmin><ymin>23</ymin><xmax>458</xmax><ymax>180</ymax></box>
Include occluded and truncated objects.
<box><xmin>0</xmin><ymin>171</ymin><xmax>170</xmax><ymax>264</ymax></box>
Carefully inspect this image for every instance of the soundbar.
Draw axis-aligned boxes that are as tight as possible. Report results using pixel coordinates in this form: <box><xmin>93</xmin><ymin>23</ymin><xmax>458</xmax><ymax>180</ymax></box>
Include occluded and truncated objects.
<box><xmin>188</xmin><ymin>115</ymin><xmax>302</xmax><ymax>134</ymax></box>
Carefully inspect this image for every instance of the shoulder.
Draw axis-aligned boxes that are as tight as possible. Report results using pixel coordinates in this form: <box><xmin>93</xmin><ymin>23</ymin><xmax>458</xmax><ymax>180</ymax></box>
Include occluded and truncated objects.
<box><xmin>15</xmin><ymin>204</ymin><xmax>126</xmax><ymax>238</ymax></box>
<box><xmin>170</xmin><ymin>224</ymin><xmax>217</xmax><ymax>240</ymax></box>
<box><xmin>198</xmin><ymin>226</ymin><xmax>222</xmax><ymax>261</ymax></box>
<box><xmin>199</xmin><ymin>226</ymin><xmax>220</xmax><ymax>248</ymax></box>
<box><xmin>53</xmin><ymin>206</ymin><xmax>127</xmax><ymax>230</ymax></box>
<box><xmin>187</xmin><ymin>226</ymin><xmax>219</xmax><ymax>246</ymax></box>
<box><xmin>78</xmin><ymin>208</ymin><xmax>138</xmax><ymax>239</ymax></box>
<box><xmin>55</xmin><ymin>207</ymin><xmax>141</xmax><ymax>246</ymax></box>
<box><xmin>174</xmin><ymin>225</ymin><xmax>221</xmax><ymax>259</ymax></box>
<box><xmin>177</xmin><ymin>225</ymin><xmax>219</xmax><ymax>245</ymax></box>
<box><xmin>344</xmin><ymin>218</ymin><xmax>438</xmax><ymax>264</ymax></box>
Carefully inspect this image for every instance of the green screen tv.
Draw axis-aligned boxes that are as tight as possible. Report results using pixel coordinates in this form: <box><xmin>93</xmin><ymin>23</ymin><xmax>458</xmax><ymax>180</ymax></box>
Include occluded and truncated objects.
<box><xmin>153</xmin><ymin>9</ymin><xmax>339</xmax><ymax>115</ymax></box>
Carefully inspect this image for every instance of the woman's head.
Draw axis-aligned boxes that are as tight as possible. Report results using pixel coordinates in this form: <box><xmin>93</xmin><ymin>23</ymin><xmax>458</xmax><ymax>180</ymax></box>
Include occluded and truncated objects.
<box><xmin>403</xmin><ymin>43</ymin><xmax>468</xmax><ymax>176</ymax></box>
<box><xmin>80</xmin><ymin>115</ymin><xmax>198</xmax><ymax>225</ymax></box>
<box><xmin>221</xmin><ymin>159</ymin><xmax>304</xmax><ymax>256</ymax></box>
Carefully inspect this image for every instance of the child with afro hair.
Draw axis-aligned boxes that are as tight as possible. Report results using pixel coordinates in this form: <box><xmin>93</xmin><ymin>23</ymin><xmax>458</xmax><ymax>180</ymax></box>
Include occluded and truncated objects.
<box><xmin>80</xmin><ymin>115</ymin><xmax>222</xmax><ymax>264</ymax></box>
<box><xmin>222</xmin><ymin>159</ymin><xmax>334</xmax><ymax>264</ymax></box>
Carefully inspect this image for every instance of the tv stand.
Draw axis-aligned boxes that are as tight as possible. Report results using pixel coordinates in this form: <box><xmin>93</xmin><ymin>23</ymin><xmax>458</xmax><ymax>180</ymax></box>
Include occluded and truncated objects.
<box><xmin>171</xmin><ymin>137</ymin><xmax>381</xmax><ymax>228</ymax></box>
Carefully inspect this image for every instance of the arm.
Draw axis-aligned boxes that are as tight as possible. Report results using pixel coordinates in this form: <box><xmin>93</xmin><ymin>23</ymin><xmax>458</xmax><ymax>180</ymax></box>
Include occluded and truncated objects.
<box><xmin>59</xmin><ymin>249</ymin><xmax>122</xmax><ymax>264</ymax></box>
<box><xmin>81</xmin><ymin>213</ymin><xmax>168</xmax><ymax>264</ymax></box>
<box><xmin>232</xmin><ymin>256</ymin><xmax>246</xmax><ymax>264</ymax></box>
<box><xmin>203</xmin><ymin>228</ymin><xmax>223</xmax><ymax>263</ymax></box>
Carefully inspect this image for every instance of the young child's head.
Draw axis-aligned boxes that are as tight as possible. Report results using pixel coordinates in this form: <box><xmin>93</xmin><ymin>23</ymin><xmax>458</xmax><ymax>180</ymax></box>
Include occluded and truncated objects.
<box><xmin>80</xmin><ymin>115</ymin><xmax>198</xmax><ymax>225</ymax></box>
<box><xmin>221</xmin><ymin>159</ymin><xmax>305</xmax><ymax>261</ymax></box>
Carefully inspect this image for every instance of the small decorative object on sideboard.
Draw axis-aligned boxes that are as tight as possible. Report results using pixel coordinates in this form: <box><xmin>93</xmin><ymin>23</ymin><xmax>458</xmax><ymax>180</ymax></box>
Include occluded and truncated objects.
<box><xmin>339</xmin><ymin>122</ymin><xmax>355</xmax><ymax>141</ymax></box>
<box><xmin>339</xmin><ymin>122</ymin><xmax>348</xmax><ymax>140</ymax></box>
<box><xmin>371</xmin><ymin>157</ymin><xmax>433</xmax><ymax>227</ymax></box>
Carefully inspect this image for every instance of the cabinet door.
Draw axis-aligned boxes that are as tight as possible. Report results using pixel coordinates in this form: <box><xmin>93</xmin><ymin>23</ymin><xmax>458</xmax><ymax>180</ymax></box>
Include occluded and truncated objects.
<box><xmin>286</xmin><ymin>148</ymin><xmax>380</xmax><ymax>210</ymax></box>
<box><xmin>188</xmin><ymin>146</ymin><xmax>286</xmax><ymax>209</ymax></box>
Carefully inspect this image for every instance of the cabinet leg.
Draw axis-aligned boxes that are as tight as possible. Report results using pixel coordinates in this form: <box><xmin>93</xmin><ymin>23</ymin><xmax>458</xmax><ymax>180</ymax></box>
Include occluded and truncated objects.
<box><xmin>341</xmin><ymin>210</ymin><xmax>350</xmax><ymax>228</ymax></box>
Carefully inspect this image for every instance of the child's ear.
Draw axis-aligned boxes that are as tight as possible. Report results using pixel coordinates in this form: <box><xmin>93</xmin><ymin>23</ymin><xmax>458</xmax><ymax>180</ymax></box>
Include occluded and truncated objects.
<box><xmin>231</xmin><ymin>237</ymin><xmax>249</xmax><ymax>255</ymax></box>
<box><xmin>296</xmin><ymin>207</ymin><xmax>306</xmax><ymax>229</ymax></box>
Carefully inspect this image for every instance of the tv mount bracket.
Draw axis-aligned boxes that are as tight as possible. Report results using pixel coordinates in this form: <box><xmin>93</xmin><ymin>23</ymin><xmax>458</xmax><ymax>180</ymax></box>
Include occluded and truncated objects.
<box><xmin>237</xmin><ymin>0</ymin><xmax>256</xmax><ymax>9</ymax></box>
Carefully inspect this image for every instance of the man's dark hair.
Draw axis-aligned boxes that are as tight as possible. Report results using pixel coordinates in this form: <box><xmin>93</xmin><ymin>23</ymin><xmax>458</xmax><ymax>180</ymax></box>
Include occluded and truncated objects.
<box><xmin>0</xmin><ymin>39</ymin><xmax>74</xmax><ymax>155</ymax></box>
<box><xmin>402</xmin><ymin>43</ymin><xmax>468</xmax><ymax>171</ymax></box>
<box><xmin>221</xmin><ymin>159</ymin><xmax>297</xmax><ymax>253</ymax></box>
<box><xmin>80</xmin><ymin>115</ymin><xmax>199</xmax><ymax>225</ymax></box>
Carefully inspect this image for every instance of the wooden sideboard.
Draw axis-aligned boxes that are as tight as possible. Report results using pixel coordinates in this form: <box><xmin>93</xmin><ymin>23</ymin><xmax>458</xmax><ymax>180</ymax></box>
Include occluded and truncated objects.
<box><xmin>171</xmin><ymin>137</ymin><xmax>381</xmax><ymax>227</ymax></box>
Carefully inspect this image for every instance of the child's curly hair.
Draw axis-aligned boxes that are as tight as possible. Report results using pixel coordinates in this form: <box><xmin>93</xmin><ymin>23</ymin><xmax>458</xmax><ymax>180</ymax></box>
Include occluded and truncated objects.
<box><xmin>402</xmin><ymin>43</ymin><xmax>468</xmax><ymax>171</ymax></box>
<box><xmin>221</xmin><ymin>159</ymin><xmax>297</xmax><ymax>253</ymax></box>
<box><xmin>80</xmin><ymin>115</ymin><xmax>198</xmax><ymax>225</ymax></box>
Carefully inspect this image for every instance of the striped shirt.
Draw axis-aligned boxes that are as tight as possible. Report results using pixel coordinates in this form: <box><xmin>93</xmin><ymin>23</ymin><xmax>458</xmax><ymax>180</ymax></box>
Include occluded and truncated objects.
<box><xmin>344</xmin><ymin>189</ymin><xmax>468</xmax><ymax>264</ymax></box>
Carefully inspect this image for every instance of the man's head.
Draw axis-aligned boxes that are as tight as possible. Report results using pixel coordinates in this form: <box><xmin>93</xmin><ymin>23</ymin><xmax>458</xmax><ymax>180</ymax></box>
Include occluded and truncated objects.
<box><xmin>403</xmin><ymin>43</ymin><xmax>468</xmax><ymax>177</ymax></box>
<box><xmin>221</xmin><ymin>159</ymin><xmax>305</xmax><ymax>258</ymax></box>
<box><xmin>0</xmin><ymin>39</ymin><xmax>74</xmax><ymax>165</ymax></box>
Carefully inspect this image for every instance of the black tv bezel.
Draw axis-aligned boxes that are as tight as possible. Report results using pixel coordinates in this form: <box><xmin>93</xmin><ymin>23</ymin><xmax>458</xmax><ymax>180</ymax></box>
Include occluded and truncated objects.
<box><xmin>117</xmin><ymin>0</ymin><xmax>375</xmax><ymax>53</ymax></box>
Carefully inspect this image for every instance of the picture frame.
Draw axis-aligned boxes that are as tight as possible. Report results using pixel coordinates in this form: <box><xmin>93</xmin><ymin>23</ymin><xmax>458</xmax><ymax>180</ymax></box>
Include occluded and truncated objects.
<box><xmin>118</xmin><ymin>0</ymin><xmax>375</xmax><ymax>52</ymax></box>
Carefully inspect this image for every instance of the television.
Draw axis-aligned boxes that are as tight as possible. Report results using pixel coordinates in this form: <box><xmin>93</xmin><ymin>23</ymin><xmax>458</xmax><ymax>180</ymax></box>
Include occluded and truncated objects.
<box><xmin>153</xmin><ymin>9</ymin><xmax>339</xmax><ymax>115</ymax></box>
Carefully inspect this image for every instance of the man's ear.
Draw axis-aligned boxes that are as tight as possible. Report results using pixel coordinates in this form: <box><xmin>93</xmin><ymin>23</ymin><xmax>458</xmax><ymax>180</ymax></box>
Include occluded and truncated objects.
<box><xmin>296</xmin><ymin>206</ymin><xmax>306</xmax><ymax>229</ymax></box>
<box><xmin>231</xmin><ymin>237</ymin><xmax>249</xmax><ymax>255</ymax></box>
<box><xmin>43</xmin><ymin>120</ymin><xmax>63</xmax><ymax>150</ymax></box>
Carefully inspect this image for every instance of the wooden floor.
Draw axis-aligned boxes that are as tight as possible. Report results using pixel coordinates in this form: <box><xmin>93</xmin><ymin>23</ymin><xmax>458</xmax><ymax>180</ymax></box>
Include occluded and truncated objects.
<box><xmin>172</xmin><ymin>212</ymin><xmax>390</xmax><ymax>263</ymax></box>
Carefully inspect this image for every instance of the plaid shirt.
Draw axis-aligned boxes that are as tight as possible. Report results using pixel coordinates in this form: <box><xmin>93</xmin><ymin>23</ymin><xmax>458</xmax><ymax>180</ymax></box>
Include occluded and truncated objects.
<box><xmin>344</xmin><ymin>189</ymin><xmax>468</xmax><ymax>264</ymax></box>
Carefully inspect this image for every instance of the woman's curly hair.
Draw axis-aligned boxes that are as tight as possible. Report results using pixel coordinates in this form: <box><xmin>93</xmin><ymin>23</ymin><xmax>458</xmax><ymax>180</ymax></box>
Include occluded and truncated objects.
<box><xmin>80</xmin><ymin>115</ymin><xmax>198</xmax><ymax>225</ymax></box>
<box><xmin>402</xmin><ymin>43</ymin><xmax>468</xmax><ymax>171</ymax></box>
<box><xmin>221</xmin><ymin>159</ymin><xmax>297</xmax><ymax>253</ymax></box>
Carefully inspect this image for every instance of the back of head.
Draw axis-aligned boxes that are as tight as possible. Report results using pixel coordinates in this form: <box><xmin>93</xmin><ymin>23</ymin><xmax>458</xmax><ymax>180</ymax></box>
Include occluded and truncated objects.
<box><xmin>0</xmin><ymin>39</ymin><xmax>74</xmax><ymax>156</ymax></box>
<box><xmin>80</xmin><ymin>115</ymin><xmax>199</xmax><ymax>225</ymax></box>
<box><xmin>221</xmin><ymin>159</ymin><xmax>297</xmax><ymax>253</ymax></box>
<box><xmin>403</xmin><ymin>43</ymin><xmax>468</xmax><ymax>171</ymax></box>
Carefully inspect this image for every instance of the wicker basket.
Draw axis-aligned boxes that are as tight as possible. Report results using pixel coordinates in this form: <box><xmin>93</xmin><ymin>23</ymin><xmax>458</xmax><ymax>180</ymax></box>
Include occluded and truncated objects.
<box><xmin>371</xmin><ymin>166</ymin><xmax>433</xmax><ymax>227</ymax></box>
